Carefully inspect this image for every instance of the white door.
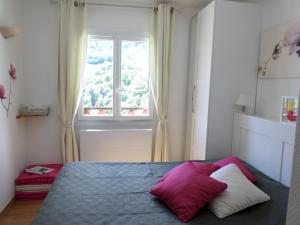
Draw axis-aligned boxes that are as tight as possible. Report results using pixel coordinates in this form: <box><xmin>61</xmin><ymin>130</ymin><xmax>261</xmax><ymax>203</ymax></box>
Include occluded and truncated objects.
<box><xmin>190</xmin><ymin>1</ymin><xmax>215</xmax><ymax>160</ymax></box>
<box><xmin>185</xmin><ymin>16</ymin><xmax>198</xmax><ymax>160</ymax></box>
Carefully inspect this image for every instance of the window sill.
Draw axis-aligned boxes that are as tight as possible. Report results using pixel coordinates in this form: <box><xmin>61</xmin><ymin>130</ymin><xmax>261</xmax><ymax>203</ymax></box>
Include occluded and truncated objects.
<box><xmin>77</xmin><ymin>116</ymin><xmax>153</xmax><ymax>121</ymax></box>
<box><xmin>75</xmin><ymin>118</ymin><xmax>155</xmax><ymax>130</ymax></box>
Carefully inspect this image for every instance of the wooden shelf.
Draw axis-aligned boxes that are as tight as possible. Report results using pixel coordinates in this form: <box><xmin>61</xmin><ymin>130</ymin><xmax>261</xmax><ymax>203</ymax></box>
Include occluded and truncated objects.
<box><xmin>16</xmin><ymin>115</ymin><xmax>49</xmax><ymax>120</ymax></box>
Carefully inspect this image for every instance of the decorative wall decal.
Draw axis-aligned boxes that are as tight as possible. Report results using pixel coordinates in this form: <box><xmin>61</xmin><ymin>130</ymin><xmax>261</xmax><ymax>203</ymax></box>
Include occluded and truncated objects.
<box><xmin>283</xmin><ymin>23</ymin><xmax>300</xmax><ymax>58</ymax></box>
<box><xmin>0</xmin><ymin>64</ymin><xmax>17</xmax><ymax>117</ymax></box>
<box><xmin>9</xmin><ymin>64</ymin><xmax>17</xmax><ymax>80</ymax></box>
<box><xmin>258</xmin><ymin>17</ymin><xmax>300</xmax><ymax>78</ymax></box>
<box><xmin>0</xmin><ymin>84</ymin><xmax>6</xmax><ymax>99</ymax></box>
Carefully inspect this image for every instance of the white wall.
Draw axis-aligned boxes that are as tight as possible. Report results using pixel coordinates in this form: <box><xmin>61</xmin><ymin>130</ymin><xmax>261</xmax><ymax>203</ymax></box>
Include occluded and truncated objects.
<box><xmin>255</xmin><ymin>0</ymin><xmax>300</xmax><ymax>119</ymax></box>
<box><xmin>87</xmin><ymin>5</ymin><xmax>151</xmax><ymax>34</ymax></box>
<box><xmin>0</xmin><ymin>0</ymin><xmax>27</xmax><ymax>212</ymax></box>
<box><xmin>82</xmin><ymin>5</ymin><xmax>191</xmax><ymax>161</ymax></box>
<box><xmin>287</xmin><ymin>93</ymin><xmax>300</xmax><ymax>224</ymax></box>
<box><xmin>77</xmin><ymin>5</ymin><xmax>156</xmax><ymax>159</ymax></box>
<box><xmin>22</xmin><ymin>0</ymin><xmax>61</xmax><ymax>164</ymax></box>
<box><xmin>22</xmin><ymin>0</ymin><xmax>192</xmax><ymax>162</ymax></box>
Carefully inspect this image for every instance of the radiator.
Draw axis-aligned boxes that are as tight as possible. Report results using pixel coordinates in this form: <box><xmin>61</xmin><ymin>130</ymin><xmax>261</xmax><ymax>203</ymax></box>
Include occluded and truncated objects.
<box><xmin>80</xmin><ymin>129</ymin><xmax>152</xmax><ymax>162</ymax></box>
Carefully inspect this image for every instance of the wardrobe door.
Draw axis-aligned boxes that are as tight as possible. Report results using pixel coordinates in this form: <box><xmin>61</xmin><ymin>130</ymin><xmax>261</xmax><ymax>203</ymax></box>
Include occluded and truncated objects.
<box><xmin>190</xmin><ymin>1</ymin><xmax>215</xmax><ymax>160</ymax></box>
<box><xmin>206</xmin><ymin>0</ymin><xmax>261</xmax><ymax>159</ymax></box>
<box><xmin>185</xmin><ymin>16</ymin><xmax>198</xmax><ymax>159</ymax></box>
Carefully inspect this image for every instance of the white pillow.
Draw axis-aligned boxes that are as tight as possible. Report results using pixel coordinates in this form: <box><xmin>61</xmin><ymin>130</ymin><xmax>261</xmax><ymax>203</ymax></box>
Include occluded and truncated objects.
<box><xmin>208</xmin><ymin>164</ymin><xmax>270</xmax><ymax>218</ymax></box>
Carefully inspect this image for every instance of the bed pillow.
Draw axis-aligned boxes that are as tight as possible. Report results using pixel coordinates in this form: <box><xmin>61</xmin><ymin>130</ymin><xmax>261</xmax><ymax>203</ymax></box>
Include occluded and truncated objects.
<box><xmin>150</xmin><ymin>162</ymin><xmax>227</xmax><ymax>222</ymax></box>
<box><xmin>208</xmin><ymin>164</ymin><xmax>270</xmax><ymax>219</ymax></box>
<box><xmin>214</xmin><ymin>157</ymin><xmax>256</xmax><ymax>182</ymax></box>
<box><xmin>159</xmin><ymin>161</ymin><xmax>220</xmax><ymax>183</ymax></box>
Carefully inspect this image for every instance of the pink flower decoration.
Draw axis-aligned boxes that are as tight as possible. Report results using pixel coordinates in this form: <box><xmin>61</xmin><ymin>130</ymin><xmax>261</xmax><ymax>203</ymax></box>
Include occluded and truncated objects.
<box><xmin>0</xmin><ymin>84</ymin><xmax>7</xmax><ymax>99</ymax></box>
<box><xmin>283</xmin><ymin>23</ymin><xmax>300</xmax><ymax>57</ymax></box>
<box><xmin>9</xmin><ymin>64</ymin><xmax>17</xmax><ymax>80</ymax></box>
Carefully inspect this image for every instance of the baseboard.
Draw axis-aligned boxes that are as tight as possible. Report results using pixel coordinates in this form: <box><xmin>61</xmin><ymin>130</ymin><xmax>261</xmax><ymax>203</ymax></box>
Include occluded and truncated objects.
<box><xmin>0</xmin><ymin>198</ymin><xmax>14</xmax><ymax>215</ymax></box>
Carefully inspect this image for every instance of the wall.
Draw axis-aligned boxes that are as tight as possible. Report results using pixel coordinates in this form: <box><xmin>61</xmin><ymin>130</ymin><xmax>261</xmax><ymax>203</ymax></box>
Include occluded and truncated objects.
<box><xmin>22</xmin><ymin>0</ymin><xmax>192</xmax><ymax>162</ymax></box>
<box><xmin>287</xmin><ymin>93</ymin><xmax>300</xmax><ymax>225</ymax></box>
<box><xmin>256</xmin><ymin>1</ymin><xmax>300</xmax><ymax>221</ymax></box>
<box><xmin>0</xmin><ymin>0</ymin><xmax>27</xmax><ymax>212</ymax></box>
<box><xmin>255</xmin><ymin>0</ymin><xmax>300</xmax><ymax>119</ymax></box>
<box><xmin>76</xmin><ymin>5</ymin><xmax>156</xmax><ymax>160</ymax></box>
<box><xmin>79</xmin><ymin>5</ymin><xmax>191</xmax><ymax>161</ymax></box>
<box><xmin>22</xmin><ymin>0</ymin><xmax>61</xmax><ymax>164</ymax></box>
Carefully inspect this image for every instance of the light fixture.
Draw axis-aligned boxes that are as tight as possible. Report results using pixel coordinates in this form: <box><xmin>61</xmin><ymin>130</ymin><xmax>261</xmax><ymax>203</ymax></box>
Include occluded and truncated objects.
<box><xmin>0</xmin><ymin>26</ymin><xmax>21</xmax><ymax>39</ymax></box>
<box><xmin>235</xmin><ymin>94</ymin><xmax>253</xmax><ymax>113</ymax></box>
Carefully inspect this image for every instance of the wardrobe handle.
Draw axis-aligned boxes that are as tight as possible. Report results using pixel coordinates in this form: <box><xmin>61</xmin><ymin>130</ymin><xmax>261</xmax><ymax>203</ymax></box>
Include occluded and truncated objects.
<box><xmin>192</xmin><ymin>85</ymin><xmax>196</xmax><ymax>113</ymax></box>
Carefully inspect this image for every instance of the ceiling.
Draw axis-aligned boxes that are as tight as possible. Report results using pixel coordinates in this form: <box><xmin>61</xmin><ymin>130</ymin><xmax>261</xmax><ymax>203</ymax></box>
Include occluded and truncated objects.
<box><xmin>98</xmin><ymin>0</ymin><xmax>262</xmax><ymax>11</ymax></box>
<box><xmin>97</xmin><ymin>0</ymin><xmax>207</xmax><ymax>8</ymax></box>
<box><xmin>149</xmin><ymin>0</ymin><xmax>261</xmax><ymax>8</ymax></box>
<box><xmin>169</xmin><ymin>0</ymin><xmax>207</xmax><ymax>7</ymax></box>
<box><xmin>149</xmin><ymin>0</ymin><xmax>207</xmax><ymax>7</ymax></box>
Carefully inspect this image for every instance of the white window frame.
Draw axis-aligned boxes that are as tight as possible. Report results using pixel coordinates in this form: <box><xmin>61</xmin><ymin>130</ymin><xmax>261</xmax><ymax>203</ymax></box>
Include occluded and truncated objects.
<box><xmin>78</xmin><ymin>33</ymin><xmax>153</xmax><ymax>121</ymax></box>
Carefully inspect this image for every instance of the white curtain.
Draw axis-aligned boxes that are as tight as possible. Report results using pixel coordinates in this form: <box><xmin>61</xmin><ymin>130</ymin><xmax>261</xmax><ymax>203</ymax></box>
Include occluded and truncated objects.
<box><xmin>58</xmin><ymin>0</ymin><xmax>87</xmax><ymax>163</ymax></box>
<box><xmin>151</xmin><ymin>4</ymin><xmax>174</xmax><ymax>162</ymax></box>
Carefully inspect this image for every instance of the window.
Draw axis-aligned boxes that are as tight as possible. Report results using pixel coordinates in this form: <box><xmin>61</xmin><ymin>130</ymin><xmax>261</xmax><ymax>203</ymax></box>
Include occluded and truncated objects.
<box><xmin>80</xmin><ymin>35</ymin><xmax>151</xmax><ymax>120</ymax></box>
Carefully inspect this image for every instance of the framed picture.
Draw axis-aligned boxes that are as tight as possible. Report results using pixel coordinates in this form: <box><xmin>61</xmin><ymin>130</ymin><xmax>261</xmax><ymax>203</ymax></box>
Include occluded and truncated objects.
<box><xmin>281</xmin><ymin>96</ymin><xmax>298</xmax><ymax>122</ymax></box>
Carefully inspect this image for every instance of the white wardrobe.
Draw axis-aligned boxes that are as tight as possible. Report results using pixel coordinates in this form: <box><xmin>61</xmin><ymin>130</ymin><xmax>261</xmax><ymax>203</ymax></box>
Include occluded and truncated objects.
<box><xmin>185</xmin><ymin>0</ymin><xmax>261</xmax><ymax>160</ymax></box>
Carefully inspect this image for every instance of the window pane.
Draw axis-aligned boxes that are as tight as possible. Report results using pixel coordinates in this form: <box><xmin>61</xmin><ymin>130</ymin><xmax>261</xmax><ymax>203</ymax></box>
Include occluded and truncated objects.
<box><xmin>83</xmin><ymin>38</ymin><xmax>114</xmax><ymax>116</ymax></box>
<box><xmin>120</xmin><ymin>40</ymin><xmax>150</xmax><ymax>117</ymax></box>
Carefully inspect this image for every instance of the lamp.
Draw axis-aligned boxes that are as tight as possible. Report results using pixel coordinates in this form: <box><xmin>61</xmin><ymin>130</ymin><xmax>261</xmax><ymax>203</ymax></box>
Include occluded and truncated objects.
<box><xmin>0</xmin><ymin>26</ymin><xmax>21</xmax><ymax>39</ymax></box>
<box><xmin>235</xmin><ymin>94</ymin><xmax>253</xmax><ymax>113</ymax></box>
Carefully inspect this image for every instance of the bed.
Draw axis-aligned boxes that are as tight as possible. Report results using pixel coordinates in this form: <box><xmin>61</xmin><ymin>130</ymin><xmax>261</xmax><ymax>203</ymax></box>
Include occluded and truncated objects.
<box><xmin>31</xmin><ymin>161</ymin><xmax>289</xmax><ymax>225</ymax></box>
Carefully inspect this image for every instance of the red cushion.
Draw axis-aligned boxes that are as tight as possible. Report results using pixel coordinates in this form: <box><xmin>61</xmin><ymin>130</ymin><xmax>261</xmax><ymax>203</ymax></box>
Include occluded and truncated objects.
<box><xmin>150</xmin><ymin>162</ymin><xmax>227</xmax><ymax>222</ymax></box>
<box><xmin>192</xmin><ymin>161</ymin><xmax>220</xmax><ymax>173</ymax></box>
<box><xmin>159</xmin><ymin>161</ymin><xmax>220</xmax><ymax>183</ymax></box>
<box><xmin>214</xmin><ymin>157</ymin><xmax>256</xmax><ymax>182</ymax></box>
<box><xmin>15</xmin><ymin>191</ymin><xmax>48</xmax><ymax>201</ymax></box>
<box><xmin>15</xmin><ymin>164</ymin><xmax>63</xmax><ymax>185</ymax></box>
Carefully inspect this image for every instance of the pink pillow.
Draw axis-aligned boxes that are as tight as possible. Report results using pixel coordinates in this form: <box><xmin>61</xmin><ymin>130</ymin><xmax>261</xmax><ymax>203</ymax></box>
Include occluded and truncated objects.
<box><xmin>159</xmin><ymin>162</ymin><xmax>220</xmax><ymax>183</ymax></box>
<box><xmin>214</xmin><ymin>157</ymin><xmax>256</xmax><ymax>182</ymax></box>
<box><xmin>150</xmin><ymin>162</ymin><xmax>227</xmax><ymax>222</ymax></box>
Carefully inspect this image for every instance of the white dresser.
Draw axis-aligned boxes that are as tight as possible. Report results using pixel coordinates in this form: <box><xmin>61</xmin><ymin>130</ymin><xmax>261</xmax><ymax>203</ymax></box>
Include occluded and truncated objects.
<box><xmin>232</xmin><ymin>113</ymin><xmax>296</xmax><ymax>187</ymax></box>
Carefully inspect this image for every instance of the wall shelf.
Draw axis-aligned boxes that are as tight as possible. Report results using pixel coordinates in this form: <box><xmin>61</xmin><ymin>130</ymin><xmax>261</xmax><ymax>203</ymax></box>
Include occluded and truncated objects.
<box><xmin>16</xmin><ymin>115</ymin><xmax>49</xmax><ymax>120</ymax></box>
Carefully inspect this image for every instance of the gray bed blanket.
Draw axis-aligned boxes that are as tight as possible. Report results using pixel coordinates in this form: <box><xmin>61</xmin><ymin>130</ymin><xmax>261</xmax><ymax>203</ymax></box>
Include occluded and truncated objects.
<box><xmin>31</xmin><ymin>161</ymin><xmax>289</xmax><ymax>225</ymax></box>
